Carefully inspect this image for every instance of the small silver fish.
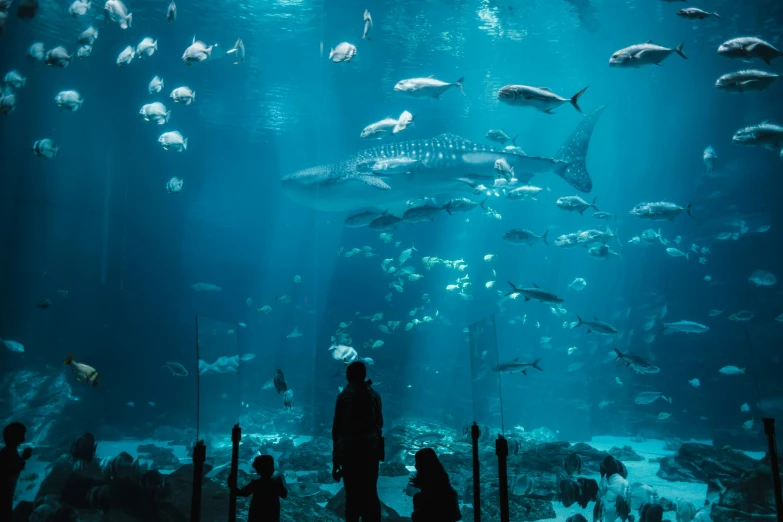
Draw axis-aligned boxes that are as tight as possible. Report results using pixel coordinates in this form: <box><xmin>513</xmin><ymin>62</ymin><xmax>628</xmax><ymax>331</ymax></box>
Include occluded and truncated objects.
<box><xmin>362</xmin><ymin>10</ymin><xmax>372</xmax><ymax>40</ymax></box>
<box><xmin>226</xmin><ymin>38</ymin><xmax>245</xmax><ymax>64</ymax></box>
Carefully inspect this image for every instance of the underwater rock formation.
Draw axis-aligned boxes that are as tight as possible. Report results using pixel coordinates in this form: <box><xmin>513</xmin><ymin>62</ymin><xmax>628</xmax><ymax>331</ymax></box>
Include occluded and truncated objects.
<box><xmin>510</xmin><ymin>441</ymin><xmax>609</xmax><ymax>475</ymax></box>
<box><xmin>277</xmin><ymin>435</ymin><xmax>332</xmax><ymax>471</ymax></box>
<box><xmin>136</xmin><ymin>444</ymin><xmax>180</xmax><ymax>470</ymax></box>
<box><xmin>656</xmin><ymin>443</ymin><xmax>758</xmax><ymax>483</ymax></box>
<box><xmin>0</xmin><ymin>370</ymin><xmax>76</xmax><ymax>450</ymax></box>
<box><xmin>608</xmin><ymin>445</ymin><xmax>644</xmax><ymax>461</ymax></box>
<box><xmin>709</xmin><ymin>458</ymin><xmax>781</xmax><ymax>522</ymax></box>
<box><xmin>480</xmin><ymin>488</ymin><xmax>557</xmax><ymax>521</ymax></box>
<box><xmin>380</xmin><ymin>460</ymin><xmax>410</xmax><ymax>477</ymax></box>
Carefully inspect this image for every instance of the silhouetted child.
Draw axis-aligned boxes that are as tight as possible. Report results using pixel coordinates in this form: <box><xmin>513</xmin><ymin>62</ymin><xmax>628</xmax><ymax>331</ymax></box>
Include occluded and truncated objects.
<box><xmin>1</xmin><ymin>422</ymin><xmax>33</xmax><ymax>519</ymax></box>
<box><xmin>232</xmin><ymin>455</ymin><xmax>288</xmax><ymax>522</ymax></box>
<box><xmin>410</xmin><ymin>448</ymin><xmax>461</xmax><ymax>522</ymax></box>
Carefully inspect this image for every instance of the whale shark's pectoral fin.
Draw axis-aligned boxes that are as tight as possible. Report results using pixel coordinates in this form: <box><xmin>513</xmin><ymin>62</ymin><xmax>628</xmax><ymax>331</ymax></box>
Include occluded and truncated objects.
<box><xmin>355</xmin><ymin>174</ymin><xmax>391</xmax><ymax>190</ymax></box>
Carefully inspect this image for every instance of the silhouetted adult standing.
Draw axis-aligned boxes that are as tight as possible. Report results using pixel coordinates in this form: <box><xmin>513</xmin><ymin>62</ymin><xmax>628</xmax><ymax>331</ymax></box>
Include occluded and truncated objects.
<box><xmin>410</xmin><ymin>448</ymin><xmax>461</xmax><ymax>522</ymax></box>
<box><xmin>332</xmin><ymin>361</ymin><xmax>383</xmax><ymax>522</ymax></box>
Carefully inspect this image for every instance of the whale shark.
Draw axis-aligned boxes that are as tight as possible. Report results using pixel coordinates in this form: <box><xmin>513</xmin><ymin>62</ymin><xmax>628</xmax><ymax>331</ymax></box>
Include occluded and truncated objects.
<box><xmin>281</xmin><ymin>105</ymin><xmax>605</xmax><ymax>213</ymax></box>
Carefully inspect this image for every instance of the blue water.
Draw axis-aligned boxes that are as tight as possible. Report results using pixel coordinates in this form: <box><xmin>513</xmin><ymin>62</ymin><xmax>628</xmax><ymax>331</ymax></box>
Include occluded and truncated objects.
<box><xmin>2</xmin><ymin>0</ymin><xmax>783</xmax><ymax>455</ymax></box>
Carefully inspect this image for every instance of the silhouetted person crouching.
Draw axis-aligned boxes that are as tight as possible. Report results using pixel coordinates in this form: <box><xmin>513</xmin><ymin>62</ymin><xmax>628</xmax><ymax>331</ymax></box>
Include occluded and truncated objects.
<box><xmin>410</xmin><ymin>448</ymin><xmax>461</xmax><ymax>522</ymax></box>
<box><xmin>332</xmin><ymin>361</ymin><xmax>383</xmax><ymax>522</ymax></box>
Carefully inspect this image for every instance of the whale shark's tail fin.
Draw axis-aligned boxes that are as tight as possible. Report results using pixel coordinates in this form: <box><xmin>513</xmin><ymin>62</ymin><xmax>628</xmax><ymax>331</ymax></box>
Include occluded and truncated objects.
<box><xmin>554</xmin><ymin>104</ymin><xmax>606</xmax><ymax>193</ymax></box>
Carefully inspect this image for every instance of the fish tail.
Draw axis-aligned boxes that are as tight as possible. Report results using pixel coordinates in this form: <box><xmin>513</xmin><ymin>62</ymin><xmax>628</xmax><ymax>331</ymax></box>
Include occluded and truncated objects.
<box><xmin>480</xmin><ymin>198</ymin><xmax>487</xmax><ymax>211</ymax></box>
<box><xmin>64</xmin><ymin>353</ymin><xmax>74</xmax><ymax>365</ymax></box>
<box><xmin>575</xmin><ymin>315</ymin><xmax>583</xmax><ymax>328</ymax></box>
<box><xmin>531</xmin><ymin>358</ymin><xmax>543</xmax><ymax>371</ymax></box>
<box><xmin>685</xmin><ymin>201</ymin><xmax>694</xmax><ymax>218</ymax></box>
<box><xmin>676</xmin><ymin>43</ymin><xmax>688</xmax><ymax>60</ymax></box>
<box><xmin>126</xmin><ymin>13</ymin><xmax>132</xmax><ymax>28</ymax></box>
<box><xmin>454</xmin><ymin>77</ymin><xmax>465</xmax><ymax>95</ymax></box>
<box><xmin>554</xmin><ymin>105</ymin><xmax>606</xmax><ymax>193</ymax></box>
<box><xmin>183</xmin><ymin>138</ymin><xmax>188</xmax><ymax>151</ymax></box>
<box><xmin>570</xmin><ymin>86</ymin><xmax>589</xmax><ymax>113</ymax></box>
<box><xmin>592</xmin><ymin>196</ymin><xmax>599</xmax><ymax>212</ymax></box>
<box><xmin>541</xmin><ymin>229</ymin><xmax>549</xmax><ymax>246</ymax></box>
<box><xmin>613</xmin><ymin>348</ymin><xmax>623</xmax><ymax>360</ymax></box>
<box><xmin>713</xmin><ymin>12</ymin><xmax>720</xmax><ymax>18</ymax></box>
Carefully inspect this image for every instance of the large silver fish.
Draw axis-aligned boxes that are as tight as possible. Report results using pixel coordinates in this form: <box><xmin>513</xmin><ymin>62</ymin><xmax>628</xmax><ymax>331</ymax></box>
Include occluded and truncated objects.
<box><xmin>281</xmin><ymin>106</ymin><xmax>605</xmax><ymax>212</ymax></box>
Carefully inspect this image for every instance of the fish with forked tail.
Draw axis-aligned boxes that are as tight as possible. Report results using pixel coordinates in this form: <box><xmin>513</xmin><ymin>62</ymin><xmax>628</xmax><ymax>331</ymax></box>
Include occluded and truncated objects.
<box><xmin>493</xmin><ymin>357</ymin><xmax>543</xmax><ymax>375</ymax></box>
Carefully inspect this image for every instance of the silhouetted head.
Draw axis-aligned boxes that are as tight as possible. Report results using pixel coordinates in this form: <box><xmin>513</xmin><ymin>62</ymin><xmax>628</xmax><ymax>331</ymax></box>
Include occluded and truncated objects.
<box><xmin>346</xmin><ymin>361</ymin><xmax>367</xmax><ymax>384</ymax></box>
<box><xmin>3</xmin><ymin>422</ymin><xmax>26</xmax><ymax>446</ymax></box>
<box><xmin>252</xmin><ymin>455</ymin><xmax>275</xmax><ymax>478</ymax></box>
<box><xmin>412</xmin><ymin>448</ymin><xmax>450</xmax><ymax>490</ymax></box>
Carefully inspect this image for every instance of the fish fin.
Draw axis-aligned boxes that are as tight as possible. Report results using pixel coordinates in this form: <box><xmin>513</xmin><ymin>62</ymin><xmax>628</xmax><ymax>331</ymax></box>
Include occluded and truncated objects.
<box><xmin>533</xmin><ymin>283</ymin><xmax>540</xmax><ymax>288</ymax></box>
<box><xmin>357</xmin><ymin>175</ymin><xmax>391</xmax><ymax>190</ymax></box>
<box><xmin>676</xmin><ymin>43</ymin><xmax>687</xmax><ymax>60</ymax></box>
<box><xmin>543</xmin><ymin>109</ymin><xmax>555</xmax><ymax>115</ymax></box>
<box><xmin>554</xmin><ymin>105</ymin><xmax>606</xmax><ymax>193</ymax></box>
<box><xmin>531</xmin><ymin>357</ymin><xmax>543</xmax><ymax>371</ymax></box>
<box><xmin>454</xmin><ymin>77</ymin><xmax>465</xmax><ymax>95</ymax></box>
<box><xmin>539</xmin><ymin>87</ymin><xmax>551</xmax><ymax>91</ymax></box>
<box><xmin>522</xmin><ymin>369</ymin><xmax>527</xmax><ymax>375</ymax></box>
<box><xmin>524</xmin><ymin>296</ymin><xmax>530</xmax><ymax>302</ymax></box>
<box><xmin>646</xmin><ymin>39</ymin><xmax>652</xmax><ymax>44</ymax></box>
<box><xmin>513</xmin><ymin>357</ymin><xmax>519</xmax><ymax>362</ymax></box>
<box><xmin>570</xmin><ymin>86</ymin><xmax>588</xmax><ymax>113</ymax></box>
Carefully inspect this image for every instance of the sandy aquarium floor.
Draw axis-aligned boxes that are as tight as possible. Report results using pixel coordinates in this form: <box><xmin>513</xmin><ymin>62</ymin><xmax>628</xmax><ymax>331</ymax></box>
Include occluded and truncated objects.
<box><xmin>14</xmin><ymin>435</ymin><xmax>766</xmax><ymax>518</ymax></box>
